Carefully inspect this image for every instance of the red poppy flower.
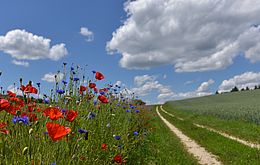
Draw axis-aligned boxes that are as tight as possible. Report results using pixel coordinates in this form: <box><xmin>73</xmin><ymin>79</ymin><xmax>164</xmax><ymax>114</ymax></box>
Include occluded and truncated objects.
<box><xmin>9</xmin><ymin>97</ymin><xmax>24</xmax><ymax>107</ymax></box>
<box><xmin>43</xmin><ymin>107</ymin><xmax>52</xmax><ymax>116</ymax></box>
<box><xmin>0</xmin><ymin>122</ymin><xmax>9</xmax><ymax>135</ymax></box>
<box><xmin>20</xmin><ymin>85</ymin><xmax>25</xmax><ymax>92</ymax></box>
<box><xmin>24</xmin><ymin>84</ymin><xmax>38</xmax><ymax>94</ymax></box>
<box><xmin>0</xmin><ymin>99</ymin><xmax>10</xmax><ymax>111</ymax></box>
<box><xmin>94</xmin><ymin>87</ymin><xmax>98</xmax><ymax>93</ymax></box>
<box><xmin>80</xmin><ymin>86</ymin><xmax>87</xmax><ymax>94</ymax></box>
<box><xmin>28</xmin><ymin>103</ymin><xmax>35</xmax><ymax>112</ymax></box>
<box><xmin>113</xmin><ymin>154</ymin><xmax>123</xmax><ymax>164</ymax></box>
<box><xmin>46</xmin><ymin>122</ymin><xmax>71</xmax><ymax>141</ymax></box>
<box><xmin>98</xmin><ymin>95</ymin><xmax>109</xmax><ymax>104</ymax></box>
<box><xmin>7</xmin><ymin>91</ymin><xmax>16</xmax><ymax>97</ymax></box>
<box><xmin>28</xmin><ymin>113</ymin><xmax>38</xmax><ymax>122</ymax></box>
<box><xmin>101</xmin><ymin>143</ymin><xmax>107</xmax><ymax>150</ymax></box>
<box><xmin>49</xmin><ymin>109</ymin><xmax>63</xmax><ymax>120</ymax></box>
<box><xmin>43</xmin><ymin>107</ymin><xmax>63</xmax><ymax>120</ymax></box>
<box><xmin>89</xmin><ymin>83</ymin><xmax>96</xmax><ymax>89</ymax></box>
<box><xmin>65</xmin><ymin>110</ymin><xmax>78</xmax><ymax>122</ymax></box>
<box><xmin>6</xmin><ymin>105</ymin><xmax>20</xmax><ymax>115</ymax></box>
<box><xmin>100</xmin><ymin>88</ymin><xmax>108</xmax><ymax>92</ymax></box>
<box><xmin>95</xmin><ymin>72</ymin><xmax>104</xmax><ymax>80</ymax></box>
<box><xmin>0</xmin><ymin>122</ymin><xmax>7</xmax><ymax>129</ymax></box>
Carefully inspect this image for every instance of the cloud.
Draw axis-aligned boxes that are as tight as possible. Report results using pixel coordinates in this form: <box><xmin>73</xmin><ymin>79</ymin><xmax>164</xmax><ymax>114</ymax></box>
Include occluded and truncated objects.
<box><xmin>176</xmin><ymin>79</ymin><xmax>214</xmax><ymax>99</ymax></box>
<box><xmin>7</xmin><ymin>85</ymin><xmax>23</xmax><ymax>96</ymax></box>
<box><xmin>11</xmin><ymin>60</ymin><xmax>29</xmax><ymax>67</ymax></box>
<box><xmin>0</xmin><ymin>29</ymin><xmax>68</xmax><ymax>63</ymax></box>
<box><xmin>218</xmin><ymin>72</ymin><xmax>260</xmax><ymax>92</ymax></box>
<box><xmin>131</xmin><ymin>75</ymin><xmax>214</xmax><ymax>104</ymax></box>
<box><xmin>114</xmin><ymin>80</ymin><xmax>122</xmax><ymax>87</ymax></box>
<box><xmin>196</xmin><ymin>79</ymin><xmax>214</xmax><ymax>92</ymax></box>
<box><xmin>41</xmin><ymin>72</ymin><xmax>64</xmax><ymax>83</ymax></box>
<box><xmin>134</xmin><ymin>74</ymin><xmax>156</xmax><ymax>86</ymax></box>
<box><xmin>80</xmin><ymin>27</ymin><xmax>94</xmax><ymax>42</ymax></box>
<box><xmin>107</xmin><ymin>0</ymin><xmax>260</xmax><ymax>72</ymax></box>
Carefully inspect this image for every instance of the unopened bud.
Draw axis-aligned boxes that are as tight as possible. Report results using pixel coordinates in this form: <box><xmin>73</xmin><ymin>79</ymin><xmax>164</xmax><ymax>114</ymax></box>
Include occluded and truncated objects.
<box><xmin>29</xmin><ymin>128</ymin><xmax>33</xmax><ymax>135</ymax></box>
<box><xmin>22</xmin><ymin>147</ymin><xmax>28</xmax><ymax>155</ymax></box>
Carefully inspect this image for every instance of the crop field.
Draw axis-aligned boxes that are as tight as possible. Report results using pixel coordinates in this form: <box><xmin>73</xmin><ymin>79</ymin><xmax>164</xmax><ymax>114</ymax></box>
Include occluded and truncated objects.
<box><xmin>165</xmin><ymin>90</ymin><xmax>260</xmax><ymax>124</ymax></box>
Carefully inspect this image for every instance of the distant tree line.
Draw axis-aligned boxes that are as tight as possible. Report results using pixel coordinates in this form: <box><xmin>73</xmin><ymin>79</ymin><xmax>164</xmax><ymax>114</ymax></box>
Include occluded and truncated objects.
<box><xmin>215</xmin><ymin>85</ymin><xmax>260</xmax><ymax>94</ymax></box>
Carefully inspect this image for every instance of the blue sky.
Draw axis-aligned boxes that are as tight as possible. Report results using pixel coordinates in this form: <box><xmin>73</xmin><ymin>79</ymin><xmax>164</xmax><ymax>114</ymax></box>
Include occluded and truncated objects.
<box><xmin>1</xmin><ymin>0</ymin><xmax>260</xmax><ymax>104</ymax></box>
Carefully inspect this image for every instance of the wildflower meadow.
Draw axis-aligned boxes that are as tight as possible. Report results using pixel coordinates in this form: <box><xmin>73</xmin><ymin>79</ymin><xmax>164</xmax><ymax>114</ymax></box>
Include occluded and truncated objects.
<box><xmin>0</xmin><ymin>63</ymin><xmax>149</xmax><ymax>164</ymax></box>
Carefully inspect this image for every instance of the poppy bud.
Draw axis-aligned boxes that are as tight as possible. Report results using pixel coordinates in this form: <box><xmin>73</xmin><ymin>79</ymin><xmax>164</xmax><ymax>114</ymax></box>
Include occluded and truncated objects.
<box><xmin>22</xmin><ymin>147</ymin><xmax>28</xmax><ymax>155</ymax></box>
<box><xmin>85</xmin><ymin>131</ymin><xmax>89</xmax><ymax>140</ymax></box>
<box><xmin>29</xmin><ymin>128</ymin><xmax>33</xmax><ymax>135</ymax></box>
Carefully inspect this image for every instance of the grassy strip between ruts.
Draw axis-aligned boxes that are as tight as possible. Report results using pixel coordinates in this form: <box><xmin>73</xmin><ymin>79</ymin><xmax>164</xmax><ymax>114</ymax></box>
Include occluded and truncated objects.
<box><xmin>159</xmin><ymin>107</ymin><xmax>260</xmax><ymax>165</ymax></box>
<box><xmin>140</xmin><ymin>106</ymin><xmax>199</xmax><ymax>165</ymax></box>
<box><xmin>163</xmin><ymin>103</ymin><xmax>260</xmax><ymax>143</ymax></box>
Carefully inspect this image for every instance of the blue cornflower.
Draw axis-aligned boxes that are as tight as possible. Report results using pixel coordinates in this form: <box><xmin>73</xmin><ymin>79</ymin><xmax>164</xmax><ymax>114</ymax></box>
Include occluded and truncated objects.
<box><xmin>78</xmin><ymin>129</ymin><xmax>89</xmax><ymax>140</ymax></box>
<box><xmin>92</xmin><ymin>70</ymin><xmax>96</xmax><ymax>74</ymax></box>
<box><xmin>61</xmin><ymin>109</ymin><xmax>67</xmax><ymax>114</ymax></box>
<box><xmin>56</xmin><ymin>89</ymin><xmax>65</xmax><ymax>94</ymax></box>
<box><xmin>135</xmin><ymin>110</ymin><xmax>140</xmax><ymax>113</ymax></box>
<box><xmin>74</xmin><ymin>77</ymin><xmax>79</xmax><ymax>81</ymax></box>
<box><xmin>51</xmin><ymin>163</ymin><xmax>56</xmax><ymax>165</ymax></box>
<box><xmin>126</xmin><ymin>110</ymin><xmax>131</xmax><ymax>113</ymax></box>
<box><xmin>62</xmin><ymin>80</ymin><xmax>68</xmax><ymax>85</ymax></box>
<box><xmin>130</xmin><ymin>105</ymin><xmax>136</xmax><ymax>109</ymax></box>
<box><xmin>87</xmin><ymin>112</ymin><xmax>96</xmax><ymax>119</ymax></box>
<box><xmin>36</xmin><ymin>83</ymin><xmax>41</xmax><ymax>87</ymax></box>
<box><xmin>114</xmin><ymin>135</ymin><xmax>121</xmax><ymax>140</ymax></box>
<box><xmin>78</xmin><ymin>129</ymin><xmax>88</xmax><ymax>134</ymax></box>
<box><xmin>93</xmin><ymin>100</ymin><xmax>97</xmax><ymax>106</ymax></box>
<box><xmin>134</xmin><ymin>131</ymin><xmax>139</xmax><ymax>136</ymax></box>
<box><xmin>43</xmin><ymin>132</ymin><xmax>49</xmax><ymax>134</ymax></box>
<box><xmin>12</xmin><ymin>116</ymin><xmax>29</xmax><ymax>125</ymax></box>
<box><xmin>99</xmin><ymin>91</ymin><xmax>105</xmax><ymax>95</ymax></box>
<box><xmin>71</xmin><ymin>67</ymin><xmax>74</xmax><ymax>71</ymax></box>
<box><xmin>44</xmin><ymin>98</ymin><xmax>50</xmax><ymax>104</ymax></box>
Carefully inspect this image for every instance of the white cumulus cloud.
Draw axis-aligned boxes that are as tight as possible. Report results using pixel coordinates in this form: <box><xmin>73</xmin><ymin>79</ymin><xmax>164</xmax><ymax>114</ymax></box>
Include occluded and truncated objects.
<box><xmin>218</xmin><ymin>72</ymin><xmax>260</xmax><ymax>92</ymax></box>
<box><xmin>0</xmin><ymin>29</ymin><xmax>68</xmax><ymax>64</ymax></box>
<box><xmin>11</xmin><ymin>60</ymin><xmax>29</xmax><ymax>67</ymax></box>
<box><xmin>41</xmin><ymin>72</ymin><xmax>64</xmax><ymax>83</ymax></box>
<box><xmin>7</xmin><ymin>85</ymin><xmax>23</xmax><ymax>96</ymax></box>
<box><xmin>107</xmin><ymin>0</ymin><xmax>260</xmax><ymax>72</ymax></box>
<box><xmin>131</xmin><ymin>74</ymin><xmax>214</xmax><ymax>104</ymax></box>
<box><xmin>80</xmin><ymin>27</ymin><xmax>94</xmax><ymax>42</ymax></box>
